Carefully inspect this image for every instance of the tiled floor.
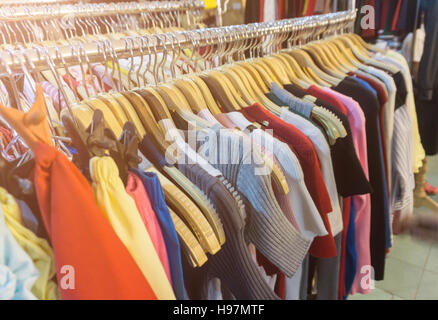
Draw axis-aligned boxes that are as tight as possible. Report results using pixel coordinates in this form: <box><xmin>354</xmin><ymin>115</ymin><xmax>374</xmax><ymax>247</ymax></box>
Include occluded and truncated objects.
<box><xmin>349</xmin><ymin>154</ymin><xmax>438</xmax><ymax>300</ymax></box>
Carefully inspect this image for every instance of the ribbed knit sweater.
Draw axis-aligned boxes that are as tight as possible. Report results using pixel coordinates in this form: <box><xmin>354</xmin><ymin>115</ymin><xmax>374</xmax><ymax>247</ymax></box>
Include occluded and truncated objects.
<box><xmin>195</xmin><ymin>126</ymin><xmax>311</xmax><ymax>277</ymax></box>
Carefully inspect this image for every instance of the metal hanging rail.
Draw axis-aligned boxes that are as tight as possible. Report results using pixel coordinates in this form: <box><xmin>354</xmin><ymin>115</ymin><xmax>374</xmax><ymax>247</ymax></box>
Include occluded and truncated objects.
<box><xmin>0</xmin><ymin>9</ymin><xmax>356</xmax><ymax>77</ymax></box>
<box><xmin>0</xmin><ymin>0</ymin><xmax>78</xmax><ymax>6</ymax></box>
<box><xmin>0</xmin><ymin>1</ymin><xmax>205</xmax><ymax>22</ymax></box>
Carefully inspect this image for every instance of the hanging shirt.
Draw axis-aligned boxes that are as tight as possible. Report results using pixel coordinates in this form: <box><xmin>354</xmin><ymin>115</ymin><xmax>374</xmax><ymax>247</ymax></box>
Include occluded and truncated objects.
<box><xmin>357</xmin><ymin>66</ymin><xmax>399</xmax><ymax>251</ymax></box>
<box><xmin>401</xmin><ymin>24</ymin><xmax>426</xmax><ymax>66</ymax></box>
<box><xmin>195</xmin><ymin>124</ymin><xmax>312</xmax><ymax>276</ymax></box>
<box><xmin>0</xmin><ymin>204</ymin><xmax>38</xmax><ymax>300</ymax></box>
<box><xmin>386</xmin><ymin>51</ymin><xmax>425</xmax><ymax>172</ymax></box>
<box><xmin>226</xmin><ymin>111</ymin><xmax>327</xmax><ymax>240</ymax></box>
<box><xmin>32</xmin><ymin>142</ymin><xmax>157</xmax><ymax>300</ymax></box>
<box><xmin>300</xmin><ymin>84</ymin><xmax>372</xmax><ymax>296</ymax></box>
<box><xmin>332</xmin><ymin>77</ymin><xmax>389</xmax><ymax>282</ymax></box>
<box><xmin>132</xmin><ymin>169</ymin><xmax>186</xmax><ymax>301</ymax></box>
<box><xmin>269</xmin><ymin>83</ymin><xmax>343</xmax><ymax>236</ymax></box>
<box><xmin>279</xmin><ymin>108</ymin><xmax>343</xmax><ymax>236</ymax></box>
<box><xmin>359</xmin><ymin>65</ymin><xmax>397</xmax><ymax>191</ymax></box>
<box><xmin>282</xmin><ymin>84</ymin><xmax>372</xmax><ymax>197</ymax></box>
<box><xmin>240</xmin><ymin>103</ymin><xmax>337</xmax><ymax>258</ymax></box>
<box><xmin>90</xmin><ymin>156</ymin><xmax>175</xmax><ymax>300</ymax></box>
<box><xmin>125</xmin><ymin>172</ymin><xmax>171</xmax><ymax>283</ymax></box>
<box><xmin>374</xmin><ymin>54</ymin><xmax>416</xmax><ymax>215</ymax></box>
<box><xmin>0</xmin><ymin>187</ymin><xmax>60</xmax><ymax>300</ymax></box>
<box><xmin>226</xmin><ymin>110</ymin><xmax>330</xmax><ymax>301</ymax></box>
<box><xmin>349</xmin><ymin>71</ymin><xmax>391</xmax><ymax>197</ymax></box>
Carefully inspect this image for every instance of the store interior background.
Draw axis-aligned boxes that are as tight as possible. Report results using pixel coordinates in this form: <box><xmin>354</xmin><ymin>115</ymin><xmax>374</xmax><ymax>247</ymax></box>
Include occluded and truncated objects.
<box><xmin>211</xmin><ymin>0</ymin><xmax>438</xmax><ymax>300</ymax></box>
<box><xmin>0</xmin><ymin>0</ymin><xmax>435</xmax><ymax>300</ymax></box>
<box><xmin>347</xmin><ymin>154</ymin><xmax>438</xmax><ymax>300</ymax></box>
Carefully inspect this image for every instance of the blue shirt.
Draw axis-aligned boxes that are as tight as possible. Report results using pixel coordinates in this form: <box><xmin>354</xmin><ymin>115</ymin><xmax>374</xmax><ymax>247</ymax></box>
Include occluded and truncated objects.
<box><xmin>350</xmin><ymin>76</ymin><xmax>378</xmax><ymax>98</ymax></box>
<box><xmin>344</xmin><ymin>200</ymin><xmax>357</xmax><ymax>299</ymax></box>
<box><xmin>133</xmin><ymin>169</ymin><xmax>186</xmax><ymax>300</ymax></box>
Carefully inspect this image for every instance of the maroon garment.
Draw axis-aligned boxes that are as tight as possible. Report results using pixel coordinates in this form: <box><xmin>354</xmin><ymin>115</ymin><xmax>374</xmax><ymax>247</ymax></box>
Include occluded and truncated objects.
<box><xmin>391</xmin><ymin>0</ymin><xmax>403</xmax><ymax>31</ymax></box>
<box><xmin>240</xmin><ymin>103</ymin><xmax>336</xmax><ymax>258</ymax></box>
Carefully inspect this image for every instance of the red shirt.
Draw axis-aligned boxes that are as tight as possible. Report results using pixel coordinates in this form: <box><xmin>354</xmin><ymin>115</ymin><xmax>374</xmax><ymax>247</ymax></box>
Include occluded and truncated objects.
<box><xmin>240</xmin><ymin>103</ymin><xmax>336</xmax><ymax>258</ymax></box>
<box><xmin>306</xmin><ymin>85</ymin><xmax>348</xmax><ymax>115</ymax></box>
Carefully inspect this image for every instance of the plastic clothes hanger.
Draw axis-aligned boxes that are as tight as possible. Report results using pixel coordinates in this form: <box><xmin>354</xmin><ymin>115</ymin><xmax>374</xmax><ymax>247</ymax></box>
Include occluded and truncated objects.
<box><xmin>132</xmin><ymin>80</ymin><xmax>222</xmax><ymax>237</ymax></box>
<box><xmin>153</xmin><ymin>84</ymin><xmax>212</xmax><ymax>130</ymax></box>
<box><xmin>165</xmin><ymin>32</ymin><xmax>216</xmax><ymax>113</ymax></box>
<box><xmin>216</xmin><ymin>28</ymin><xmax>286</xmax><ymax>109</ymax></box>
<box><xmin>286</xmin><ymin>48</ymin><xmax>339</xmax><ymax>86</ymax></box>
<box><xmin>309</xmin><ymin>18</ymin><xmax>353</xmax><ymax>73</ymax></box>
<box><xmin>186</xmin><ymin>75</ymin><xmax>223</xmax><ymax>115</ymax></box>
<box><xmin>191</xmin><ymin>30</ymin><xmax>290</xmax><ymax>195</ymax></box>
<box><xmin>62</xmin><ymin>109</ymin><xmax>112</xmax><ymax>177</ymax></box>
<box><xmin>154</xmin><ymin>33</ymin><xmax>211</xmax><ymax>116</ymax></box>
<box><xmin>168</xmin><ymin>207</ymin><xmax>208</xmax><ymax>267</ymax></box>
<box><xmin>141</xmin><ymin>133</ymin><xmax>225</xmax><ymax>247</ymax></box>
<box><xmin>301</xmin><ymin>19</ymin><xmax>347</xmax><ymax>78</ymax></box>
<box><xmin>145</xmin><ymin>164</ymin><xmax>220</xmax><ymax>255</ymax></box>
<box><xmin>199</xmin><ymin>73</ymin><xmax>241</xmax><ymax>113</ymax></box>
<box><xmin>215</xmin><ymin>31</ymin><xmax>259</xmax><ymax>106</ymax></box>
<box><xmin>103</xmin><ymin>121</ymin><xmax>142</xmax><ymax>184</ymax></box>
<box><xmin>8</xmin><ymin>45</ymin><xmax>76</xmax><ymax>159</ymax></box>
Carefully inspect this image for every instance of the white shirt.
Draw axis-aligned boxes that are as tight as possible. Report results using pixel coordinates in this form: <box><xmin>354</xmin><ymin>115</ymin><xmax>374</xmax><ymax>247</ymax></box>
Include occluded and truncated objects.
<box><xmin>401</xmin><ymin>24</ymin><xmax>425</xmax><ymax>66</ymax></box>
<box><xmin>279</xmin><ymin>108</ymin><xmax>343</xmax><ymax>237</ymax></box>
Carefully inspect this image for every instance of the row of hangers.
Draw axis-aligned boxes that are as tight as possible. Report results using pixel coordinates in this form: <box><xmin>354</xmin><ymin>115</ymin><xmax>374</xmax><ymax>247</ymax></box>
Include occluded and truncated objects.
<box><xmin>0</xmin><ymin>9</ymin><xmax>387</xmax><ymax>265</ymax></box>
<box><xmin>0</xmin><ymin>1</ymin><xmax>204</xmax><ymax>45</ymax></box>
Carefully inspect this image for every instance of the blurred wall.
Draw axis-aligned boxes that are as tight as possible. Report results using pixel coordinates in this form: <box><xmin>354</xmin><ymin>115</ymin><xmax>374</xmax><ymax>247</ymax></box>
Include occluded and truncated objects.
<box><xmin>223</xmin><ymin>0</ymin><xmax>245</xmax><ymax>26</ymax></box>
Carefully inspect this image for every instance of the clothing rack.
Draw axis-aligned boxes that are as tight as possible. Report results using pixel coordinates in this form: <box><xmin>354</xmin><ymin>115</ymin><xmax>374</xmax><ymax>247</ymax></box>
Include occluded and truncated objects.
<box><xmin>0</xmin><ymin>0</ymin><xmax>78</xmax><ymax>5</ymax></box>
<box><xmin>0</xmin><ymin>9</ymin><xmax>356</xmax><ymax>77</ymax></box>
<box><xmin>0</xmin><ymin>1</ymin><xmax>205</xmax><ymax>22</ymax></box>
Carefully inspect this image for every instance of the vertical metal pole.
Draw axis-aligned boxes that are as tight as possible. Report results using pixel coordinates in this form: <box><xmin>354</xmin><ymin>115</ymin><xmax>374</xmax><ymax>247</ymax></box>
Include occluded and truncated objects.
<box><xmin>348</xmin><ymin>0</ymin><xmax>356</xmax><ymax>11</ymax></box>
<box><xmin>410</xmin><ymin>0</ymin><xmax>421</xmax><ymax>73</ymax></box>
<box><xmin>216</xmin><ymin>0</ymin><xmax>223</xmax><ymax>27</ymax></box>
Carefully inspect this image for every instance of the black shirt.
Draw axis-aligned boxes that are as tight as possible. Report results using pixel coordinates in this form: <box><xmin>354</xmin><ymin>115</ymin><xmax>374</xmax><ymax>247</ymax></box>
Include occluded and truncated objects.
<box><xmin>276</xmin><ymin>84</ymin><xmax>373</xmax><ymax>198</ymax></box>
<box><xmin>392</xmin><ymin>71</ymin><xmax>408</xmax><ymax>111</ymax></box>
<box><xmin>333</xmin><ymin>77</ymin><xmax>389</xmax><ymax>280</ymax></box>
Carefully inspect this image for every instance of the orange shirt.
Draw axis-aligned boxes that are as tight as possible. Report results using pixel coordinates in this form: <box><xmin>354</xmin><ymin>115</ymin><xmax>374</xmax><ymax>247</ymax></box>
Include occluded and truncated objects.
<box><xmin>33</xmin><ymin>142</ymin><xmax>157</xmax><ymax>300</ymax></box>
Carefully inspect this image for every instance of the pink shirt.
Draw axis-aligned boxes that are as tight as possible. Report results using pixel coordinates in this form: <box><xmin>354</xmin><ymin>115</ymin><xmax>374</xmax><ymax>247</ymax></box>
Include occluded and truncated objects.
<box><xmin>321</xmin><ymin>87</ymin><xmax>371</xmax><ymax>295</ymax></box>
<box><xmin>126</xmin><ymin>172</ymin><xmax>172</xmax><ymax>283</ymax></box>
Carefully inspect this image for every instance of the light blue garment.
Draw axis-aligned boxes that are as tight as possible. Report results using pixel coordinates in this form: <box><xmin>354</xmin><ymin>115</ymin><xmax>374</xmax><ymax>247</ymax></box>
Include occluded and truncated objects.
<box><xmin>0</xmin><ymin>205</ymin><xmax>39</xmax><ymax>300</ymax></box>
<box><xmin>271</xmin><ymin>82</ymin><xmax>313</xmax><ymax>119</ymax></box>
